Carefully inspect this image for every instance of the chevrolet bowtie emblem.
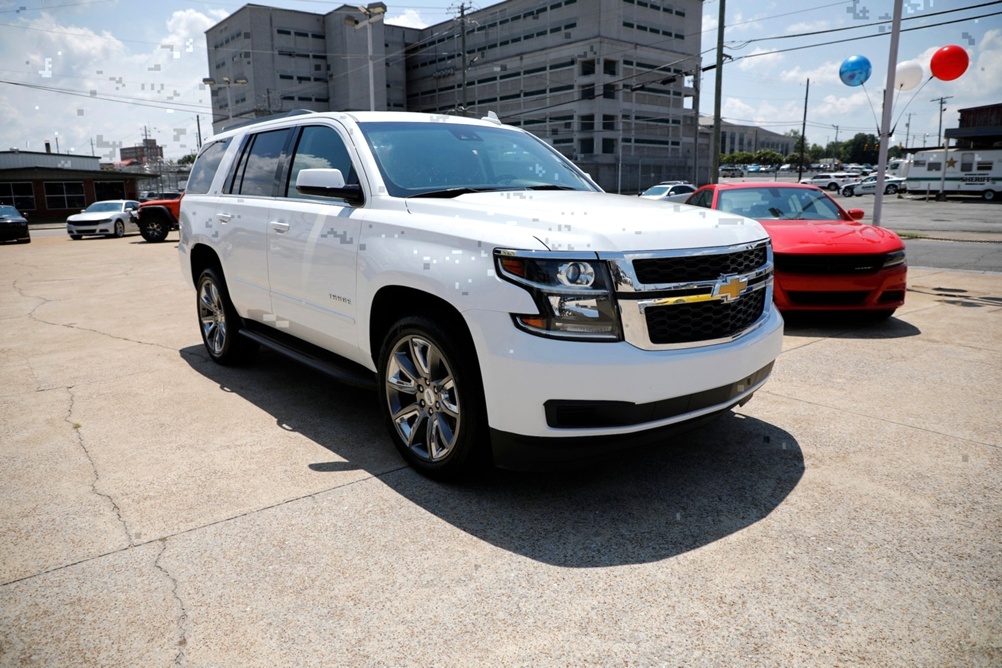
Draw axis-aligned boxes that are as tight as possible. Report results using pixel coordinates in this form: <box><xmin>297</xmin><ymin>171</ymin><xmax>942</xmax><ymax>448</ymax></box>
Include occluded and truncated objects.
<box><xmin>714</xmin><ymin>275</ymin><xmax>747</xmax><ymax>302</ymax></box>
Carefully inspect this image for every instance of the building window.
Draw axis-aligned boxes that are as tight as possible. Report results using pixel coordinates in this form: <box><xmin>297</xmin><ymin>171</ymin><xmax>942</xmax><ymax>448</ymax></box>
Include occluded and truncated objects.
<box><xmin>603</xmin><ymin>115</ymin><xmax>616</xmax><ymax>131</ymax></box>
<box><xmin>44</xmin><ymin>181</ymin><xmax>85</xmax><ymax>210</ymax></box>
<box><xmin>579</xmin><ymin>137</ymin><xmax>594</xmax><ymax>154</ymax></box>
<box><xmin>602</xmin><ymin>138</ymin><xmax>616</xmax><ymax>153</ymax></box>
<box><xmin>603</xmin><ymin>84</ymin><xmax>616</xmax><ymax>99</ymax></box>
<box><xmin>580</xmin><ymin>114</ymin><xmax>595</xmax><ymax>131</ymax></box>
<box><xmin>0</xmin><ymin>182</ymin><xmax>35</xmax><ymax>210</ymax></box>
<box><xmin>604</xmin><ymin>59</ymin><xmax>617</xmax><ymax>76</ymax></box>
<box><xmin>580</xmin><ymin>59</ymin><xmax>596</xmax><ymax>76</ymax></box>
<box><xmin>579</xmin><ymin>85</ymin><xmax>595</xmax><ymax>100</ymax></box>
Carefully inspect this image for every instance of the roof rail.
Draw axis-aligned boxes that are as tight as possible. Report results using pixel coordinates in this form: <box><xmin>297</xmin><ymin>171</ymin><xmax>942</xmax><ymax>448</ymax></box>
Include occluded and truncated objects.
<box><xmin>219</xmin><ymin>109</ymin><xmax>316</xmax><ymax>133</ymax></box>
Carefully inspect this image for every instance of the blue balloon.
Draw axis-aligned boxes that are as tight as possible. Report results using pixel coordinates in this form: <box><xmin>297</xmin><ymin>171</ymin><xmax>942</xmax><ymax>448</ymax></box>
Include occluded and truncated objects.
<box><xmin>839</xmin><ymin>55</ymin><xmax>872</xmax><ymax>87</ymax></box>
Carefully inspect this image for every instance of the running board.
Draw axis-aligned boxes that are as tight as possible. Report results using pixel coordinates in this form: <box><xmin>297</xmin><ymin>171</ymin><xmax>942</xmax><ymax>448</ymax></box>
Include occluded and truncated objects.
<box><xmin>239</xmin><ymin>323</ymin><xmax>378</xmax><ymax>391</ymax></box>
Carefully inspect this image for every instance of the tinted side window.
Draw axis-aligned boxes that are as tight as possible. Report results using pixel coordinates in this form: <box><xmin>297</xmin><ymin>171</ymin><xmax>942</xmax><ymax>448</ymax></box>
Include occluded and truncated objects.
<box><xmin>688</xmin><ymin>190</ymin><xmax>711</xmax><ymax>208</ymax></box>
<box><xmin>285</xmin><ymin>125</ymin><xmax>358</xmax><ymax>199</ymax></box>
<box><xmin>231</xmin><ymin>129</ymin><xmax>293</xmax><ymax>197</ymax></box>
<box><xmin>186</xmin><ymin>138</ymin><xmax>231</xmax><ymax>195</ymax></box>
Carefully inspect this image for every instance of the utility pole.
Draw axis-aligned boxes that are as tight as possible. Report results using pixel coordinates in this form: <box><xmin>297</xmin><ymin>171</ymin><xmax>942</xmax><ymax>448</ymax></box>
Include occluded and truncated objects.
<box><xmin>904</xmin><ymin>112</ymin><xmax>913</xmax><ymax>147</ymax></box>
<box><xmin>931</xmin><ymin>96</ymin><xmax>953</xmax><ymax>147</ymax></box>
<box><xmin>797</xmin><ymin>79</ymin><xmax>809</xmax><ymax>182</ymax></box>
<box><xmin>196</xmin><ymin>116</ymin><xmax>203</xmax><ymax>149</ymax></box>
<box><xmin>710</xmin><ymin>0</ymin><xmax>725</xmax><ymax>184</ymax></box>
<box><xmin>459</xmin><ymin>3</ymin><xmax>468</xmax><ymax>110</ymax></box>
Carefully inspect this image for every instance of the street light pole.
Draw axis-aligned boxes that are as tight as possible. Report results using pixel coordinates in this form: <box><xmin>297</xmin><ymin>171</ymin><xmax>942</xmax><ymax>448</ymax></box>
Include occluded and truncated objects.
<box><xmin>348</xmin><ymin>3</ymin><xmax>386</xmax><ymax>112</ymax></box>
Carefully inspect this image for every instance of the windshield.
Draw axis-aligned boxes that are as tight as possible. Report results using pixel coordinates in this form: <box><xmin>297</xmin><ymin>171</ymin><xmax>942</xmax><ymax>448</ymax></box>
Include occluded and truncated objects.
<box><xmin>358</xmin><ymin>121</ymin><xmax>598</xmax><ymax>198</ymax></box>
<box><xmin>641</xmin><ymin>186</ymin><xmax>671</xmax><ymax>196</ymax></box>
<box><xmin>717</xmin><ymin>187</ymin><xmax>847</xmax><ymax>221</ymax></box>
<box><xmin>0</xmin><ymin>206</ymin><xmax>21</xmax><ymax>217</ymax></box>
<box><xmin>84</xmin><ymin>202</ymin><xmax>125</xmax><ymax>213</ymax></box>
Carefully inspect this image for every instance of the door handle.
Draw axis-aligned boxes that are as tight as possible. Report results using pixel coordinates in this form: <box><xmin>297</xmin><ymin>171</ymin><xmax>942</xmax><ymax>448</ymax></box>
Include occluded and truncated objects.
<box><xmin>216</xmin><ymin>212</ymin><xmax>232</xmax><ymax>223</ymax></box>
<box><xmin>270</xmin><ymin>221</ymin><xmax>290</xmax><ymax>233</ymax></box>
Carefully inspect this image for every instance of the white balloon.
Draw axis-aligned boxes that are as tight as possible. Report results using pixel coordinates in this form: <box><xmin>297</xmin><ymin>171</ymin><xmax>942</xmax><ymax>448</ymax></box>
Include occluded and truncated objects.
<box><xmin>895</xmin><ymin>60</ymin><xmax>924</xmax><ymax>91</ymax></box>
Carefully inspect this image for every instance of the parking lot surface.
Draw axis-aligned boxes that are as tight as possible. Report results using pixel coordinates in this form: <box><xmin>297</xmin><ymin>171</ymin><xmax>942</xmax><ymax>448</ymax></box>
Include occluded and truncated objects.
<box><xmin>1</xmin><ymin>216</ymin><xmax>1000</xmax><ymax>665</ymax></box>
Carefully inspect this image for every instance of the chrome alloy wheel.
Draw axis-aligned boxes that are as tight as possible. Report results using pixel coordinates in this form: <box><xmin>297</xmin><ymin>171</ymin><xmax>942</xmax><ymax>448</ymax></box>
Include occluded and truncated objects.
<box><xmin>384</xmin><ymin>335</ymin><xmax>461</xmax><ymax>462</ymax></box>
<box><xmin>198</xmin><ymin>279</ymin><xmax>228</xmax><ymax>357</ymax></box>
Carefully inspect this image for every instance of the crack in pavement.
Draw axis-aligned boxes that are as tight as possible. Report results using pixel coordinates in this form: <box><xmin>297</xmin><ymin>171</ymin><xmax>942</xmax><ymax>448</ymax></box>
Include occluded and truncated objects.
<box><xmin>154</xmin><ymin>539</ymin><xmax>189</xmax><ymax>668</ymax></box>
<box><xmin>63</xmin><ymin>386</ymin><xmax>133</xmax><ymax>547</ymax></box>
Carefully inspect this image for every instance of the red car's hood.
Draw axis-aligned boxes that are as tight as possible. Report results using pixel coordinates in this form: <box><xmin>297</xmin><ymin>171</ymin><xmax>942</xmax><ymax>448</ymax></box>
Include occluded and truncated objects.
<box><xmin>760</xmin><ymin>219</ymin><xmax>903</xmax><ymax>254</ymax></box>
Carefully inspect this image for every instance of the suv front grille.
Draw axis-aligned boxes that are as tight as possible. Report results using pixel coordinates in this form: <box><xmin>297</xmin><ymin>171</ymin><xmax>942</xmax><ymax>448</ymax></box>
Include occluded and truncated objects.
<box><xmin>633</xmin><ymin>245</ymin><xmax>767</xmax><ymax>283</ymax></box>
<box><xmin>645</xmin><ymin>289</ymin><xmax>766</xmax><ymax>345</ymax></box>
<box><xmin>609</xmin><ymin>240</ymin><xmax>773</xmax><ymax>351</ymax></box>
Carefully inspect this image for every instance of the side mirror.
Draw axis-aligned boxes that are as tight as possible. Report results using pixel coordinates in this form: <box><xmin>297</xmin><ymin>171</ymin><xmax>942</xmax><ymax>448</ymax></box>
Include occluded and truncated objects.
<box><xmin>295</xmin><ymin>168</ymin><xmax>363</xmax><ymax>205</ymax></box>
<box><xmin>848</xmin><ymin>208</ymin><xmax>865</xmax><ymax>220</ymax></box>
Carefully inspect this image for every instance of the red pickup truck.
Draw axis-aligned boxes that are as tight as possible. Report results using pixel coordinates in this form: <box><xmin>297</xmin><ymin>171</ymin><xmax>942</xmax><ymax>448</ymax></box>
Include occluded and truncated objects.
<box><xmin>136</xmin><ymin>195</ymin><xmax>181</xmax><ymax>243</ymax></box>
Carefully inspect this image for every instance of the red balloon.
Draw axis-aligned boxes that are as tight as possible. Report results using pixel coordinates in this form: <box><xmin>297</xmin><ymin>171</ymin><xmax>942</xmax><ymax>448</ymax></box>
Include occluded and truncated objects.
<box><xmin>930</xmin><ymin>45</ymin><xmax>969</xmax><ymax>81</ymax></box>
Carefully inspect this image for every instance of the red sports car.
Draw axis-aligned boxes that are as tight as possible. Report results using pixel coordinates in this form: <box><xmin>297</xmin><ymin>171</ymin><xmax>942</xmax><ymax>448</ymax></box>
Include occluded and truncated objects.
<box><xmin>684</xmin><ymin>183</ymin><xmax>906</xmax><ymax>317</ymax></box>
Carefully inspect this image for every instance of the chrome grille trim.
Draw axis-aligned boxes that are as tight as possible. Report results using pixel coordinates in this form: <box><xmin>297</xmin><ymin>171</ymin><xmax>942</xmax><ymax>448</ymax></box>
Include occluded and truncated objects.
<box><xmin>603</xmin><ymin>239</ymin><xmax>775</xmax><ymax>351</ymax></box>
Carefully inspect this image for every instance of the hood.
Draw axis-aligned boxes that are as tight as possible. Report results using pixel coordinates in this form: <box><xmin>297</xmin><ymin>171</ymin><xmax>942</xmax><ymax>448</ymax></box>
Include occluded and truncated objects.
<box><xmin>760</xmin><ymin>218</ymin><xmax>904</xmax><ymax>254</ymax></box>
<box><xmin>401</xmin><ymin>191</ymin><xmax>767</xmax><ymax>253</ymax></box>
<box><xmin>67</xmin><ymin>211</ymin><xmax>125</xmax><ymax>223</ymax></box>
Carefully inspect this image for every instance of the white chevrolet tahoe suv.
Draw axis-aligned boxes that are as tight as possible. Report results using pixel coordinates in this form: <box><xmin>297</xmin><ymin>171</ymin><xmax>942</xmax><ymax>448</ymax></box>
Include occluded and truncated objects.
<box><xmin>179</xmin><ymin>110</ymin><xmax>783</xmax><ymax>480</ymax></box>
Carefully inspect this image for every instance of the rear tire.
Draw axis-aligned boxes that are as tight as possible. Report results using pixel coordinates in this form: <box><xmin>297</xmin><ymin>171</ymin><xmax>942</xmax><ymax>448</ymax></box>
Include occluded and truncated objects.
<box><xmin>378</xmin><ymin>315</ymin><xmax>488</xmax><ymax>481</ymax></box>
<box><xmin>828</xmin><ymin>183</ymin><xmax>839</xmax><ymax>192</ymax></box>
<box><xmin>196</xmin><ymin>267</ymin><xmax>258</xmax><ymax>365</ymax></box>
<box><xmin>139</xmin><ymin>215</ymin><xmax>170</xmax><ymax>243</ymax></box>
<box><xmin>843</xmin><ymin>186</ymin><xmax>854</xmax><ymax>197</ymax></box>
<box><xmin>983</xmin><ymin>190</ymin><xmax>996</xmax><ymax>202</ymax></box>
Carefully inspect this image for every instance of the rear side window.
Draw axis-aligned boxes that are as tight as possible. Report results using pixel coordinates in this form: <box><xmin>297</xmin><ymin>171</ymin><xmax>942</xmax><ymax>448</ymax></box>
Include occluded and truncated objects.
<box><xmin>185</xmin><ymin>138</ymin><xmax>232</xmax><ymax>195</ymax></box>
<box><xmin>229</xmin><ymin>128</ymin><xmax>293</xmax><ymax>197</ymax></box>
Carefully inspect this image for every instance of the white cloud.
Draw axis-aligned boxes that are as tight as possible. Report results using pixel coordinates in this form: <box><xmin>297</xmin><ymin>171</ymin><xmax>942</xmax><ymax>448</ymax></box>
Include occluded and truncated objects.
<box><xmin>736</xmin><ymin>47</ymin><xmax>784</xmax><ymax>71</ymax></box>
<box><xmin>387</xmin><ymin>9</ymin><xmax>428</xmax><ymax>30</ymax></box>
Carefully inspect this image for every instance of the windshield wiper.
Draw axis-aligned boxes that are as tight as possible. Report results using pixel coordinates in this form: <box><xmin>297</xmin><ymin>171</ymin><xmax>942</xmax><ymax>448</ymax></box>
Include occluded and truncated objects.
<box><xmin>409</xmin><ymin>187</ymin><xmax>490</xmax><ymax>198</ymax></box>
<box><xmin>524</xmin><ymin>184</ymin><xmax>578</xmax><ymax>191</ymax></box>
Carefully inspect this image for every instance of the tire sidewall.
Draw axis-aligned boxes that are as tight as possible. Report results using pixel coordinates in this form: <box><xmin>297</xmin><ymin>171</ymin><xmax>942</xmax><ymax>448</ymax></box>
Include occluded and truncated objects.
<box><xmin>196</xmin><ymin>267</ymin><xmax>256</xmax><ymax>365</ymax></box>
<box><xmin>377</xmin><ymin>315</ymin><xmax>488</xmax><ymax>480</ymax></box>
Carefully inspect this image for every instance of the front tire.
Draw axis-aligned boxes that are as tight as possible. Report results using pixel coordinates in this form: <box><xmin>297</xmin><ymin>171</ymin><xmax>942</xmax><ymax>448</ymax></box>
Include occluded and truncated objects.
<box><xmin>983</xmin><ymin>190</ymin><xmax>996</xmax><ymax>202</ymax></box>
<box><xmin>378</xmin><ymin>316</ymin><xmax>488</xmax><ymax>481</ymax></box>
<box><xmin>843</xmin><ymin>186</ymin><xmax>854</xmax><ymax>197</ymax></box>
<box><xmin>885</xmin><ymin>184</ymin><xmax>898</xmax><ymax>195</ymax></box>
<box><xmin>110</xmin><ymin>220</ymin><xmax>125</xmax><ymax>238</ymax></box>
<box><xmin>196</xmin><ymin>267</ymin><xmax>258</xmax><ymax>365</ymax></box>
<box><xmin>828</xmin><ymin>183</ymin><xmax>840</xmax><ymax>192</ymax></box>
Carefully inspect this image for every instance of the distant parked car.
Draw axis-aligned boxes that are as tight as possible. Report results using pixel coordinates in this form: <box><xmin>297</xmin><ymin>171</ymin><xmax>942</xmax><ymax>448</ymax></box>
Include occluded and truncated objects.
<box><xmin>800</xmin><ymin>172</ymin><xmax>859</xmax><ymax>192</ymax></box>
<box><xmin>719</xmin><ymin>165</ymin><xmax>744</xmax><ymax>177</ymax></box>
<box><xmin>842</xmin><ymin>174</ymin><xmax>906</xmax><ymax>196</ymax></box>
<box><xmin>0</xmin><ymin>205</ymin><xmax>30</xmax><ymax>244</ymax></box>
<box><xmin>638</xmin><ymin>183</ymin><xmax>697</xmax><ymax>202</ymax></box>
<box><xmin>66</xmin><ymin>200</ymin><xmax>140</xmax><ymax>239</ymax></box>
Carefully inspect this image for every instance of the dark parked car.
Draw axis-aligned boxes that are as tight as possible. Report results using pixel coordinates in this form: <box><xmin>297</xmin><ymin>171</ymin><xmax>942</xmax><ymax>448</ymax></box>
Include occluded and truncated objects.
<box><xmin>0</xmin><ymin>205</ymin><xmax>30</xmax><ymax>244</ymax></box>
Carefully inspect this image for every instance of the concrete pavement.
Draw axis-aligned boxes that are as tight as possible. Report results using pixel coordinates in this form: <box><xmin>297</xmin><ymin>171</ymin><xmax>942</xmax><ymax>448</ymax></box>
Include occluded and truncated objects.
<box><xmin>1</xmin><ymin>232</ymin><xmax>999</xmax><ymax>666</ymax></box>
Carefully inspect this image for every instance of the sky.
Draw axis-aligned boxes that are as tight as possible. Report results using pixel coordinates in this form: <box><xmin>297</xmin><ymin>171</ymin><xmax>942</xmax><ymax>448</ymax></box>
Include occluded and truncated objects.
<box><xmin>0</xmin><ymin>0</ymin><xmax>999</xmax><ymax>162</ymax></box>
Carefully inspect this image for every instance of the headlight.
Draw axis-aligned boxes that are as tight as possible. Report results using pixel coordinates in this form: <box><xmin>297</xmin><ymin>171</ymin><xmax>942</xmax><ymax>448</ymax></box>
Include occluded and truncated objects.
<box><xmin>495</xmin><ymin>250</ymin><xmax>621</xmax><ymax>341</ymax></box>
<box><xmin>882</xmin><ymin>250</ymin><xmax>906</xmax><ymax>268</ymax></box>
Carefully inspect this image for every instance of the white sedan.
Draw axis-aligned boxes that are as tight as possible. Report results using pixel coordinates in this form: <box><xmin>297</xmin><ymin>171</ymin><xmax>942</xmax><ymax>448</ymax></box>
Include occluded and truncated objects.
<box><xmin>638</xmin><ymin>183</ymin><xmax>697</xmax><ymax>202</ymax></box>
<box><xmin>66</xmin><ymin>200</ymin><xmax>140</xmax><ymax>239</ymax></box>
<box><xmin>841</xmin><ymin>175</ymin><xmax>906</xmax><ymax>197</ymax></box>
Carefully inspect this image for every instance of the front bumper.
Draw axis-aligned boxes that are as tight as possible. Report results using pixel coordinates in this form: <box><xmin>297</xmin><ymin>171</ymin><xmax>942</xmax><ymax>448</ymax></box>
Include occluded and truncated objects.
<box><xmin>0</xmin><ymin>224</ymin><xmax>29</xmax><ymax>242</ymax></box>
<box><xmin>463</xmin><ymin>305</ymin><xmax>784</xmax><ymax>461</ymax></box>
<box><xmin>773</xmin><ymin>265</ymin><xmax>907</xmax><ymax>312</ymax></box>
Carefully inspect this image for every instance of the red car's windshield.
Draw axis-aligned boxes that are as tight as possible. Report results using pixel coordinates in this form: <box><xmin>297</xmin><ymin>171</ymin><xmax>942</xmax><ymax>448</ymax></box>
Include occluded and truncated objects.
<box><xmin>717</xmin><ymin>187</ymin><xmax>847</xmax><ymax>221</ymax></box>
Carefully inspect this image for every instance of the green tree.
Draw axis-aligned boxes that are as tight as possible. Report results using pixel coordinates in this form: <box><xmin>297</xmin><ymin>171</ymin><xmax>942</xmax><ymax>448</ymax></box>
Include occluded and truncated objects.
<box><xmin>841</xmin><ymin>133</ymin><xmax>880</xmax><ymax>164</ymax></box>
<box><xmin>178</xmin><ymin>152</ymin><xmax>198</xmax><ymax>167</ymax></box>
<box><xmin>754</xmin><ymin>149</ymin><xmax>784</xmax><ymax>166</ymax></box>
<box><xmin>726</xmin><ymin>151</ymin><xmax>755</xmax><ymax>165</ymax></box>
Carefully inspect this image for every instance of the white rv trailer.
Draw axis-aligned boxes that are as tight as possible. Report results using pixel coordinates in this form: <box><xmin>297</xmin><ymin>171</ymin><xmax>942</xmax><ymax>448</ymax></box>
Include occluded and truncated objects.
<box><xmin>898</xmin><ymin>148</ymin><xmax>1002</xmax><ymax>200</ymax></box>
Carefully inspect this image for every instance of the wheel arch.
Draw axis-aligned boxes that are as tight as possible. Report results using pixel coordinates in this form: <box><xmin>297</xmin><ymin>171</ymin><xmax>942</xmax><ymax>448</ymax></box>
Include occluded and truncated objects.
<box><xmin>188</xmin><ymin>243</ymin><xmax>223</xmax><ymax>287</ymax></box>
<box><xmin>368</xmin><ymin>286</ymin><xmax>477</xmax><ymax>370</ymax></box>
